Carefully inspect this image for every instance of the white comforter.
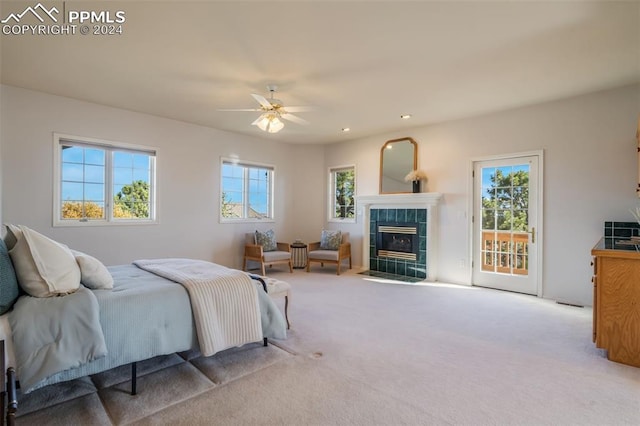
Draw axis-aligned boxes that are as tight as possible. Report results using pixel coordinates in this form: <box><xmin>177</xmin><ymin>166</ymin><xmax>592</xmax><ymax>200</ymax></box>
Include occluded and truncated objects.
<box><xmin>133</xmin><ymin>258</ymin><xmax>263</xmax><ymax>356</ymax></box>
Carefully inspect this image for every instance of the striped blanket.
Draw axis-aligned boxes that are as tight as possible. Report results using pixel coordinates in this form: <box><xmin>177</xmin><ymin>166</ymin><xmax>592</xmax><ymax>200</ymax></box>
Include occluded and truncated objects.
<box><xmin>133</xmin><ymin>258</ymin><xmax>262</xmax><ymax>356</ymax></box>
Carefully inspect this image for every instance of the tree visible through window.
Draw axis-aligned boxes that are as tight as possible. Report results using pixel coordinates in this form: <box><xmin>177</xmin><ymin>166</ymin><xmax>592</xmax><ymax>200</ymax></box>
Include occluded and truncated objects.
<box><xmin>481</xmin><ymin>165</ymin><xmax>530</xmax><ymax>275</ymax></box>
<box><xmin>330</xmin><ymin>166</ymin><xmax>355</xmax><ymax>220</ymax></box>
<box><xmin>55</xmin><ymin>135</ymin><xmax>156</xmax><ymax>225</ymax></box>
<box><xmin>220</xmin><ymin>159</ymin><xmax>273</xmax><ymax>220</ymax></box>
<box><xmin>481</xmin><ymin>167</ymin><xmax>529</xmax><ymax>232</ymax></box>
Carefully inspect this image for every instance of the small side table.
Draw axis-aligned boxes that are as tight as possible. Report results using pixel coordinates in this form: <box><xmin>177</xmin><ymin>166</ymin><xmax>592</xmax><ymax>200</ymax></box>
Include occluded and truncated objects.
<box><xmin>290</xmin><ymin>242</ymin><xmax>308</xmax><ymax>269</ymax></box>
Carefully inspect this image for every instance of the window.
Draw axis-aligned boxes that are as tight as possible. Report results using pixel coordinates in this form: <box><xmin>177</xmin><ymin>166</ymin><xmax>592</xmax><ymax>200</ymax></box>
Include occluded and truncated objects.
<box><xmin>329</xmin><ymin>165</ymin><xmax>355</xmax><ymax>222</ymax></box>
<box><xmin>53</xmin><ymin>134</ymin><xmax>156</xmax><ymax>226</ymax></box>
<box><xmin>220</xmin><ymin>158</ymin><xmax>274</xmax><ymax>221</ymax></box>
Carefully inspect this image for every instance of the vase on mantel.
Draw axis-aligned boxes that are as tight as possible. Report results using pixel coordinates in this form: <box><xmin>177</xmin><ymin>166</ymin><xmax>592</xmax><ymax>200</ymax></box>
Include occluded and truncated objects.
<box><xmin>412</xmin><ymin>180</ymin><xmax>421</xmax><ymax>193</ymax></box>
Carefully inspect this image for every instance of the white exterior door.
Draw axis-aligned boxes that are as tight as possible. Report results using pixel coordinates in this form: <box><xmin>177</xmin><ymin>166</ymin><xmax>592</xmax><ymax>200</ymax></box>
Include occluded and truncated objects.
<box><xmin>472</xmin><ymin>154</ymin><xmax>541</xmax><ymax>295</ymax></box>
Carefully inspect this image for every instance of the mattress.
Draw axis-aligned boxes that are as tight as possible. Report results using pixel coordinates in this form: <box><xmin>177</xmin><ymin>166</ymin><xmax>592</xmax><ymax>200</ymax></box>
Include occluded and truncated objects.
<box><xmin>29</xmin><ymin>264</ymin><xmax>198</xmax><ymax>389</ymax></box>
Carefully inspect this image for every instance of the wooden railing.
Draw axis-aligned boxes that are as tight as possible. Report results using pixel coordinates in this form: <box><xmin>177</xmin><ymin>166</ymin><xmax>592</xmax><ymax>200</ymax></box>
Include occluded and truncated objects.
<box><xmin>481</xmin><ymin>231</ymin><xmax>529</xmax><ymax>275</ymax></box>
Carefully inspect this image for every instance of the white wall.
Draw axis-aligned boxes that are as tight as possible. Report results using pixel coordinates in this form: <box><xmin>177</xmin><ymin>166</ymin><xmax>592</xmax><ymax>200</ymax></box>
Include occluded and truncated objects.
<box><xmin>3</xmin><ymin>84</ymin><xmax>638</xmax><ymax>306</ymax></box>
<box><xmin>325</xmin><ymin>84</ymin><xmax>640</xmax><ymax>306</ymax></box>
<box><xmin>0</xmin><ymin>85</ymin><xmax>326</xmax><ymax>269</ymax></box>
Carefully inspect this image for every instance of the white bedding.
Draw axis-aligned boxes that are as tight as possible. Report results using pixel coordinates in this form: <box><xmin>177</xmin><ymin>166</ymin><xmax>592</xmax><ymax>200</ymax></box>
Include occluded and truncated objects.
<box><xmin>133</xmin><ymin>258</ymin><xmax>264</xmax><ymax>356</ymax></box>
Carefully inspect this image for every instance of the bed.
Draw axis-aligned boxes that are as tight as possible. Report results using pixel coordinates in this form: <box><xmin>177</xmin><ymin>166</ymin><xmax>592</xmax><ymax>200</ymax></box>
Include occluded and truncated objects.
<box><xmin>0</xmin><ymin>225</ymin><xmax>287</xmax><ymax>401</ymax></box>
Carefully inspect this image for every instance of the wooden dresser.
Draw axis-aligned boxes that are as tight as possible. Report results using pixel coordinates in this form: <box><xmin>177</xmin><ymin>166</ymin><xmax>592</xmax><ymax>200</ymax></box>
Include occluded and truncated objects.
<box><xmin>591</xmin><ymin>238</ymin><xmax>640</xmax><ymax>367</ymax></box>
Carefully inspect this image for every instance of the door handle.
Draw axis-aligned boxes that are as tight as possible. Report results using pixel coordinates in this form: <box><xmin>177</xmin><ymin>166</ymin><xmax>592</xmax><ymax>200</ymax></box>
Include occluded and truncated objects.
<box><xmin>528</xmin><ymin>227</ymin><xmax>536</xmax><ymax>243</ymax></box>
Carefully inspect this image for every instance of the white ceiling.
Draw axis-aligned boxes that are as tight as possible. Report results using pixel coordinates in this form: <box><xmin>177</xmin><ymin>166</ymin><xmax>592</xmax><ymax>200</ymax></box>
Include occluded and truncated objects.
<box><xmin>1</xmin><ymin>1</ymin><xmax>638</xmax><ymax>144</ymax></box>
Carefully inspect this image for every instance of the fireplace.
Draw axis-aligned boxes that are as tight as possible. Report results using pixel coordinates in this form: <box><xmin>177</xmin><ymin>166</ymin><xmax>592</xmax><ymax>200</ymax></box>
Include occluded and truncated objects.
<box><xmin>376</xmin><ymin>223</ymin><xmax>419</xmax><ymax>261</ymax></box>
<box><xmin>354</xmin><ymin>193</ymin><xmax>442</xmax><ymax>281</ymax></box>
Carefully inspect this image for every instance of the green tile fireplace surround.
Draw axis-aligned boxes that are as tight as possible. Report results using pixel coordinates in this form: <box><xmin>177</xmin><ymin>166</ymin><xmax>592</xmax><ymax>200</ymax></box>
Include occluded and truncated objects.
<box><xmin>354</xmin><ymin>193</ymin><xmax>442</xmax><ymax>281</ymax></box>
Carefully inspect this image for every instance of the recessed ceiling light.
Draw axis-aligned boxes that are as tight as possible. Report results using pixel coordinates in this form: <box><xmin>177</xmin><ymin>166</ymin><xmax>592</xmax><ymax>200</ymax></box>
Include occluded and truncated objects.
<box><xmin>400</xmin><ymin>114</ymin><xmax>412</xmax><ymax>120</ymax></box>
<box><xmin>342</xmin><ymin>127</ymin><xmax>351</xmax><ymax>132</ymax></box>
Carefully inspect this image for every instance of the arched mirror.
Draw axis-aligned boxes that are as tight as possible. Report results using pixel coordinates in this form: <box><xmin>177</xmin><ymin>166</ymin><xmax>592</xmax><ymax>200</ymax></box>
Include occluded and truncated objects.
<box><xmin>380</xmin><ymin>137</ymin><xmax>418</xmax><ymax>194</ymax></box>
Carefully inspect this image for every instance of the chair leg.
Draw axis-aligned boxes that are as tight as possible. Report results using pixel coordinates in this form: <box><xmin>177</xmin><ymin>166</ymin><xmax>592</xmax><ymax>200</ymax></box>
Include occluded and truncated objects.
<box><xmin>243</xmin><ymin>258</ymin><xmax>248</xmax><ymax>271</ymax></box>
<box><xmin>349</xmin><ymin>256</ymin><xmax>352</xmax><ymax>269</ymax></box>
<box><xmin>336</xmin><ymin>262</ymin><xmax>341</xmax><ymax>275</ymax></box>
<box><xmin>306</xmin><ymin>261</ymin><xmax>311</xmax><ymax>272</ymax></box>
<box><xmin>260</xmin><ymin>262</ymin><xmax>266</xmax><ymax>276</ymax></box>
<box><xmin>288</xmin><ymin>259</ymin><xmax>293</xmax><ymax>273</ymax></box>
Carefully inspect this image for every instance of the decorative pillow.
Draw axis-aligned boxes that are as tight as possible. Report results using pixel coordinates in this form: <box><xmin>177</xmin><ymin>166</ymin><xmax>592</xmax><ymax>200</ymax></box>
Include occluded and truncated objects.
<box><xmin>0</xmin><ymin>238</ymin><xmax>19</xmax><ymax>315</ymax></box>
<box><xmin>3</xmin><ymin>224</ymin><xmax>20</xmax><ymax>251</ymax></box>
<box><xmin>71</xmin><ymin>250</ymin><xmax>114</xmax><ymax>290</ymax></box>
<box><xmin>8</xmin><ymin>225</ymin><xmax>81</xmax><ymax>298</ymax></box>
<box><xmin>255</xmin><ymin>229</ymin><xmax>277</xmax><ymax>252</ymax></box>
<box><xmin>320</xmin><ymin>230</ymin><xmax>342</xmax><ymax>250</ymax></box>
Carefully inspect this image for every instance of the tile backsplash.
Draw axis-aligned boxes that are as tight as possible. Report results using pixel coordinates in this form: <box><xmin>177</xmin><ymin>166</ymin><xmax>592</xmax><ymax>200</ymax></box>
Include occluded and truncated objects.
<box><xmin>604</xmin><ymin>221</ymin><xmax>640</xmax><ymax>239</ymax></box>
<box><xmin>370</xmin><ymin>208</ymin><xmax>427</xmax><ymax>279</ymax></box>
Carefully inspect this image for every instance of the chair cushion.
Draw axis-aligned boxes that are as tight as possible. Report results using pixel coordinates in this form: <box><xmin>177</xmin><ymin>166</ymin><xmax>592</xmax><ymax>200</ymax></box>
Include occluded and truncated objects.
<box><xmin>320</xmin><ymin>230</ymin><xmax>342</xmax><ymax>250</ymax></box>
<box><xmin>308</xmin><ymin>249</ymin><xmax>340</xmax><ymax>261</ymax></box>
<box><xmin>255</xmin><ymin>229</ymin><xmax>277</xmax><ymax>252</ymax></box>
<box><xmin>263</xmin><ymin>250</ymin><xmax>291</xmax><ymax>262</ymax></box>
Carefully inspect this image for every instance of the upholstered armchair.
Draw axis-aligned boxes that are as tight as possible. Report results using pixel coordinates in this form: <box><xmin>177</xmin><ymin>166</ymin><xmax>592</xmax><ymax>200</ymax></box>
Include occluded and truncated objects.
<box><xmin>306</xmin><ymin>231</ymin><xmax>352</xmax><ymax>275</ymax></box>
<box><xmin>243</xmin><ymin>232</ymin><xmax>293</xmax><ymax>276</ymax></box>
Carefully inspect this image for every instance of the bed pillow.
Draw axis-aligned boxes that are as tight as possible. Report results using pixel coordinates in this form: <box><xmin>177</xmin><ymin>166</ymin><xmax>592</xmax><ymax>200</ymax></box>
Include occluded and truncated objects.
<box><xmin>71</xmin><ymin>250</ymin><xmax>114</xmax><ymax>290</ymax></box>
<box><xmin>8</xmin><ymin>225</ymin><xmax>80</xmax><ymax>298</ymax></box>
<box><xmin>320</xmin><ymin>230</ymin><xmax>342</xmax><ymax>250</ymax></box>
<box><xmin>0</xmin><ymin>238</ymin><xmax>19</xmax><ymax>315</ymax></box>
<box><xmin>255</xmin><ymin>229</ymin><xmax>277</xmax><ymax>252</ymax></box>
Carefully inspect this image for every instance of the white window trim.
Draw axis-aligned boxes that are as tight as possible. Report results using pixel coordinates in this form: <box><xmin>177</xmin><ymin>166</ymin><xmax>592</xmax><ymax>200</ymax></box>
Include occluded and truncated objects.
<box><xmin>53</xmin><ymin>133</ymin><xmax>158</xmax><ymax>227</ymax></box>
<box><xmin>219</xmin><ymin>156</ymin><xmax>275</xmax><ymax>224</ymax></box>
<box><xmin>328</xmin><ymin>164</ymin><xmax>356</xmax><ymax>224</ymax></box>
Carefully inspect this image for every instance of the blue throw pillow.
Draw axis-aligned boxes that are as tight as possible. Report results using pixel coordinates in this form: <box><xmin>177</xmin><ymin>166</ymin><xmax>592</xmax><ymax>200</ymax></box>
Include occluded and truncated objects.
<box><xmin>0</xmin><ymin>239</ymin><xmax>20</xmax><ymax>314</ymax></box>
<box><xmin>255</xmin><ymin>229</ymin><xmax>277</xmax><ymax>252</ymax></box>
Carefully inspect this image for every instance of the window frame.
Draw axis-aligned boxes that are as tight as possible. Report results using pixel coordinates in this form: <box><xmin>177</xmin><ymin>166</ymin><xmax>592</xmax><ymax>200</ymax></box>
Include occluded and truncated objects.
<box><xmin>219</xmin><ymin>157</ymin><xmax>275</xmax><ymax>223</ymax></box>
<box><xmin>53</xmin><ymin>133</ymin><xmax>158</xmax><ymax>227</ymax></box>
<box><xmin>328</xmin><ymin>164</ymin><xmax>356</xmax><ymax>223</ymax></box>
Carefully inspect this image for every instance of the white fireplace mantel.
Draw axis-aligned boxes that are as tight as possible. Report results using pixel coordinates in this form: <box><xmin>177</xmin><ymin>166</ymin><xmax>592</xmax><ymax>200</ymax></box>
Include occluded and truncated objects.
<box><xmin>355</xmin><ymin>193</ymin><xmax>442</xmax><ymax>281</ymax></box>
<box><xmin>355</xmin><ymin>193</ymin><xmax>442</xmax><ymax>208</ymax></box>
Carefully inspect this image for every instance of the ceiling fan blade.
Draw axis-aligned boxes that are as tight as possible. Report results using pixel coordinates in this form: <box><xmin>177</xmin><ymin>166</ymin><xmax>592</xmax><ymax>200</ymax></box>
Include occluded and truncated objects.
<box><xmin>251</xmin><ymin>114</ymin><xmax>267</xmax><ymax>125</ymax></box>
<box><xmin>251</xmin><ymin>94</ymin><xmax>273</xmax><ymax>110</ymax></box>
<box><xmin>217</xmin><ymin>108</ymin><xmax>262</xmax><ymax>112</ymax></box>
<box><xmin>281</xmin><ymin>113</ymin><xmax>309</xmax><ymax>125</ymax></box>
<box><xmin>282</xmin><ymin>106</ymin><xmax>314</xmax><ymax>113</ymax></box>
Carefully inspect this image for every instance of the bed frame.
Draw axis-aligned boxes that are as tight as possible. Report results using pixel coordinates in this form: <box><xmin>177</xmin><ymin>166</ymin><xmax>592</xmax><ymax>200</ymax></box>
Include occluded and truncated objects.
<box><xmin>2</xmin><ymin>275</ymin><xmax>272</xmax><ymax>419</ymax></box>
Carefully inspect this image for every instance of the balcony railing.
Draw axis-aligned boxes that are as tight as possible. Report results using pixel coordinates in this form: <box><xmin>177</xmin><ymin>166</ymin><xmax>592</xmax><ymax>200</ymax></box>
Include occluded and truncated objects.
<box><xmin>481</xmin><ymin>231</ymin><xmax>529</xmax><ymax>275</ymax></box>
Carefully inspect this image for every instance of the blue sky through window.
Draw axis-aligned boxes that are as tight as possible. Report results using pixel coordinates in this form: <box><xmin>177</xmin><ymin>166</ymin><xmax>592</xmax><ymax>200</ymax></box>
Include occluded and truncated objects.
<box><xmin>221</xmin><ymin>161</ymin><xmax>271</xmax><ymax>218</ymax></box>
<box><xmin>61</xmin><ymin>146</ymin><xmax>151</xmax><ymax>203</ymax></box>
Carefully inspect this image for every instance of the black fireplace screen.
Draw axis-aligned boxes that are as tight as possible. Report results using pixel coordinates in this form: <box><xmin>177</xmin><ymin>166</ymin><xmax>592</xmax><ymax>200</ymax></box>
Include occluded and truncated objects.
<box><xmin>376</xmin><ymin>222</ymin><xmax>419</xmax><ymax>258</ymax></box>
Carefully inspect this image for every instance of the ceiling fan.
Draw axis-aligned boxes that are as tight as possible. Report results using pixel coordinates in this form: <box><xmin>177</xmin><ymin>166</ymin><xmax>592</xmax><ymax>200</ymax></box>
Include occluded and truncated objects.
<box><xmin>219</xmin><ymin>85</ymin><xmax>312</xmax><ymax>133</ymax></box>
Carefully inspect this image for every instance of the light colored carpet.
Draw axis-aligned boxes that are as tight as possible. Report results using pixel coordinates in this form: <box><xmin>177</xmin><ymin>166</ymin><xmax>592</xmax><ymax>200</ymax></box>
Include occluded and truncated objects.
<box><xmin>14</xmin><ymin>269</ymin><xmax>640</xmax><ymax>425</ymax></box>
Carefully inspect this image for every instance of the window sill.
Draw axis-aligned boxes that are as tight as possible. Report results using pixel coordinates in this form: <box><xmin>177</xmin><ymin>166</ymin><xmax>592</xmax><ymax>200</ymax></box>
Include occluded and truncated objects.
<box><xmin>328</xmin><ymin>218</ymin><xmax>356</xmax><ymax>224</ymax></box>
<box><xmin>220</xmin><ymin>218</ymin><xmax>276</xmax><ymax>224</ymax></box>
<box><xmin>53</xmin><ymin>219</ymin><xmax>158</xmax><ymax>227</ymax></box>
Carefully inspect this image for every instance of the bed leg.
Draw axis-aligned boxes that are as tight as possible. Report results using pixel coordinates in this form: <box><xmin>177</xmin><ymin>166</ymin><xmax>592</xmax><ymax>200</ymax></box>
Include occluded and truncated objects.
<box><xmin>6</xmin><ymin>367</ymin><xmax>17</xmax><ymax>426</ymax></box>
<box><xmin>263</xmin><ymin>337</ymin><xmax>268</xmax><ymax>347</ymax></box>
<box><xmin>131</xmin><ymin>362</ymin><xmax>137</xmax><ymax>396</ymax></box>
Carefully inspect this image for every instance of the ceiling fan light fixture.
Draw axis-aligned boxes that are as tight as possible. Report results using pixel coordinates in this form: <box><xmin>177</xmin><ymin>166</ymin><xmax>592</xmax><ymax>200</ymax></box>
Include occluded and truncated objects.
<box><xmin>254</xmin><ymin>113</ymin><xmax>284</xmax><ymax>133</ymax></box>
<box><xmin>268</xmin><ymin>117</ymin><xmax>284</xmax><ymax>133</ymax></box>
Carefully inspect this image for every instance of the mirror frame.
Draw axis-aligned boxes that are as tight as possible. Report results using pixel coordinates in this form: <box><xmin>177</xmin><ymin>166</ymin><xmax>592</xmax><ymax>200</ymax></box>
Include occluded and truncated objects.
<box><xmin>379</xmin><ymin>137</ymin><xmax>418</xmax><ymax>194</ymax></box>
